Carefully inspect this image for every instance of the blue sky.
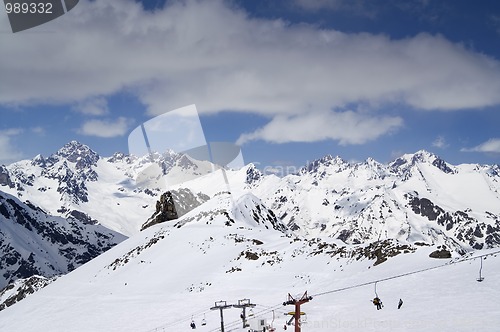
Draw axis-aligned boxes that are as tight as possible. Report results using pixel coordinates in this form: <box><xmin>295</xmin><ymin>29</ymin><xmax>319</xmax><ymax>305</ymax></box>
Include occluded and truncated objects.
<box><xmin>1</xmin><ymin>0</ymin><xmax>500</xmax><ymax>171</ymax></box>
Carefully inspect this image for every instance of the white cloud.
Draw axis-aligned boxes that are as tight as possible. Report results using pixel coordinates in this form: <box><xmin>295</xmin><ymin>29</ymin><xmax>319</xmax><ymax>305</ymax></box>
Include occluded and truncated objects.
<box><xmin>432</xmin><ymin>135</ymin><xmax>449</xmax><ymax>149</ymax></box>
<box><xmin>73</xmin><ymin>97</ymin><xmax>109</xmax><ymax>116</ymax></box>
<box><xmin>0</xmin><ymin>129</ymin><xmax>24</xmax><ymax>165</ymax></box>
<box><xmin>237</xmin><ymin>110</ymin><xmax>403</xmax><ymax>145</ymax></box>
<box><xmin>31</xmin><ymin>127</ymin><xmax>45</xmax><ymax>135</ymax></box>
<box><xmin>1</xmin><ymin>0</ymin><xmax>500</xmax><ymax>145</ymax></box>
<box><xmin>79</xmin><ymin>117</ymin><xmax>133</xmax><ymax>138</ymax></box>
<box><xmin>461</xmin><ymin>138</ymin><xmax>500</xmax><ymax>154</ymax></box>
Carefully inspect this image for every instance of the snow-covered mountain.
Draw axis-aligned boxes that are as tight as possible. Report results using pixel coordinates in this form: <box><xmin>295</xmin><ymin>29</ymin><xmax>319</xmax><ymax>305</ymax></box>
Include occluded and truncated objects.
<box><xmin>0</xmin><ymin>190</ymin><xmax>499</xmax><ymax>332</ymax></box>
<box><xmin>2</xmin><ymin>142</ymin><xmax>500</xmax><ymax>254</ymax></box>
<box><xmin>0</xmin><ymin>141</ymin><xmax>213</xmax><ymax>236</ymax></box>
<box><xmin>243</xmin><ymin>150</ymin><xmax>500</xmax><ymax>253</ymax></box>
<box><xmin>0</xmin><ymin>190</ymin><xmax>125</xmax><ymax>290</ymax></box>
<box><xmin>1</xmin><ymin>141</ymin><xmax>500</xmax><ymax>318</ymax></box>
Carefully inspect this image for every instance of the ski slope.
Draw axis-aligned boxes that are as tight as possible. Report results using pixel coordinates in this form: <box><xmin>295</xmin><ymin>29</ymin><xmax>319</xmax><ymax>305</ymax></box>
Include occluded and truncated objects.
<box><xmin>0</xmin><ymin>192</ymin><xmax>498</xmax><ymax>332</ymax></box>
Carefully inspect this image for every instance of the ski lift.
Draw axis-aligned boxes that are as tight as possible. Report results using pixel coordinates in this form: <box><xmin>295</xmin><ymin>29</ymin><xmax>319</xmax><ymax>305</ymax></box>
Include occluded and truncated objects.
<box><xmin>477</xmin><ymin>256</ymin><xmax>485</xmax><ymax>282</ymax></box>
<box><xmin>372</xmin><ymin>282</ymin><xmax>383</xmax><ymax>310</ymax></box>
<box><xmin>285</xmin><ymin>311</ymin><xmax>306</xmax><ymax>326</ymax></box>
<box><xmin>269</xmin><ymin>310</ymin><xmax>276</xmax><ymax>332</ymax></box>
<box><xmin>299</xmin><ymin>313</ymin><xmax>308</xmax><ymax>325</ymax></box>
<box><xmin>248</xmin><ymin>308</ymin><xmax>255</xmax><ymax>317</ymax></box>
<box><xmin>201</xmin><ymin>314</ymin><xmax>207</xmax><ymax>326</ymax></box>
<box><xmin>190</xmin><ymin>316</ymin><xmax>196</xmax><ymax>329</ymax></box>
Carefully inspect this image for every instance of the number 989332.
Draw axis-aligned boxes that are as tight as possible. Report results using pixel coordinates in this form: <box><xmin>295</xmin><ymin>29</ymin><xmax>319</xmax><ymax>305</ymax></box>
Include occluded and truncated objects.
<box><xmin>5</xmin><ymin>2</ymin><xmax>53</xmax><ymax>14</ymax></box>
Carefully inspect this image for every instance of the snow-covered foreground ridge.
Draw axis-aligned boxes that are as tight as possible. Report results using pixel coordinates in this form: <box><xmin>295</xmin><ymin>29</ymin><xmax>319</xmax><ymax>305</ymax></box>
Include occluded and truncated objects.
<box><xmin>0</xmin><ymin>192</ymin><xmax>499</xmax><ymax>332</ymax></box>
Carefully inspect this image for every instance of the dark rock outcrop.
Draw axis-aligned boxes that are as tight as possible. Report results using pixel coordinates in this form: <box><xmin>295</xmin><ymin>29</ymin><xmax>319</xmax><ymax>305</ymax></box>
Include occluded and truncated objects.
<box><xmin>0</xmin><ymin>275</ymin><xmax>56</xmax><ymax>311</ymax></box>
<box><xmin>141</xmin><ymin>189</ymin><xmax>209</xmax><ymax>231</ymax></box>
<box><xmin>429</xmin><ymin>248</ymin><xmax>452</xmax><ymax>259</ymax></box>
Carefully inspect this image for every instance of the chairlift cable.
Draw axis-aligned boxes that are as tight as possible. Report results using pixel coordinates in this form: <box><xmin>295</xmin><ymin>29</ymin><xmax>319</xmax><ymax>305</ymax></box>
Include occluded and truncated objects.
<box><xmin>311</xmin><ymin>249</ymin><xmax>500</xmax><ymax>298</ymax></box>
<box><xmin>143</xmin><ymin>308</ymin><xmax>212</xmax><ymax>332</ymax></box>
<box><xmin>144</xmin><ymin>249</ymin><xmax>500</xmax><ymax>332</ymax></box>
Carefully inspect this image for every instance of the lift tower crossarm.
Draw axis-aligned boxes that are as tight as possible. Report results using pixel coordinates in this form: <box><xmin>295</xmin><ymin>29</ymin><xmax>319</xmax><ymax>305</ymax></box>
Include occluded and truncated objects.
<box><xmin>210</xmin><ymin>300</ymin><xmax>233</xmax><ymax>332</ymax></box>
<box><xmin>232</xmin><ymin>298</ymin><xmax>256</xmax><ymax>328</ymax></box>
<box><xmin>283</xmin><ymin>291</ymin><xmax>312</xmax><ymax>332</ymax></box>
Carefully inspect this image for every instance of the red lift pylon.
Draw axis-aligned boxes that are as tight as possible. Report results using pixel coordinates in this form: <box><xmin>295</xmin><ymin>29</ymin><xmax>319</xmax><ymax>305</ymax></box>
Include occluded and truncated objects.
<box><xmin>283</xmin><ymin>291</ymin><xmax>312</xmax><ymax>332</ymax></box>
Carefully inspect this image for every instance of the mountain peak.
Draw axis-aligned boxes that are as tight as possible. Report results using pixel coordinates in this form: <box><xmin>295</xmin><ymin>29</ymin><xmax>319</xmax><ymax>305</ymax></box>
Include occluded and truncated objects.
<box><xmin>299</xmin><ymin>154</ymin><xmax>348</xmax><ymax>175</ymax></box>
<box><xmin>245</xmin><ymin>163</ymin><xmax>263</xmax><ymax>184</ymax></box>
<box><xmin>390</xmin><ymin>150</ymin><xmax>455</xmax><ymax>174</ymax></box>
<box><xmin>54</xmin><ymin>141</ymin><xmax>99</xmax><ymax>169</ymax></box>
<box><xmin>413</xmin><ymin>149</ymin><xmax>438</xmax><ymax>161</ymax></box>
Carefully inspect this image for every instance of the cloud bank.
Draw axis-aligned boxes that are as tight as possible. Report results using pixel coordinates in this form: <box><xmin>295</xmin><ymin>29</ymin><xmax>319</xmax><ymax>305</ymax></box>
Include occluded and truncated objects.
<box><xmin>79</xmin><ymin>117</ymin><xmax>133</xmax><ymax>138</ymax></box>
<box><xmin>1</xmin><ymin>0</ymin><xmax>500</xmax><ymax>145</ymax></box>
<box><xmin>462</xmin><ymin>138</ymin><xmax>500</xmax><ymax>154</ymax></box>
<box><xmin>237</xmin><ymin>111</ymin><xmax>403</xmax><ymax>145</ymax></box>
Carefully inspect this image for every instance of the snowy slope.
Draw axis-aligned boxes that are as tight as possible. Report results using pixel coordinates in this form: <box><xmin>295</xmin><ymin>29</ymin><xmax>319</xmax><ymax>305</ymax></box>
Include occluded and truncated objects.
<box><xmin>0</xmin><ymin>191</ymin><xmax>498</xmax><ymax>332</ymax></box>
<box><xmin>0</xmin><ymin>190</ymin><xmax>126</xmax><ymax>289</ymax></box>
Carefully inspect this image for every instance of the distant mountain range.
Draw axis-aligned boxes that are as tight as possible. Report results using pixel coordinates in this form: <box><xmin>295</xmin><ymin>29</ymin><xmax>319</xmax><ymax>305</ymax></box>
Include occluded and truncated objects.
<box><xmin>1</xmin><ymin>141</ymin><xmax>499</xmax><ymax>314</ymax></box>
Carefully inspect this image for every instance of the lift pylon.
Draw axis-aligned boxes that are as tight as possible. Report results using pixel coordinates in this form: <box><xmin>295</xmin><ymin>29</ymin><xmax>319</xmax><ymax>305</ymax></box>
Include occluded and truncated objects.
<box><xmin>210</xmin><ymin>300</ymin><xmax>233</xmax><ymax>332</ymax></box>
<box><xmin>232</xmin><ymin>298</ymin><xmax>256</xmax><ymax>328</ymax></box>
<box><xmin>283</xmin><ymin>291</ymin><xmax>312</xmax><ymax>332</ymax></box>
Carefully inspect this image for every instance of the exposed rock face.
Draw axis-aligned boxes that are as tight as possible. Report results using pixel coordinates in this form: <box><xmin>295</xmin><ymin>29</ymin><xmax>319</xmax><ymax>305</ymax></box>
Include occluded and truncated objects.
<box><xmin>307</xmin><ymin>238</ymin><xmax>416</xmax><ymax>266</ymax></box>
<box><xmin>410</xmin><ymin>197</ymin><xmax>443</xmax><ymax>221</ymax></box>
<box><xmin>0</xmin><ymin>190</ymin><xmax>126</xmax><ymax>289</ymax></box>
<box><xmin>0</xmin><ymin>275</ymin><xmax>56</xmax><ymax>311</ymax></box>
<box><xmin>245</xmin><ymin>164</ymin><xmax>262</xmax><ymax>184</ymax></box>
<box><xmin>0</xmin><ymin>166</ymin><xmax>14</xmax><ymax>188</ymax></box>
<box><xmin>408</xmin><ymin>194</ymin><xmax>500</xmax><ymax>251</ymax></box>
<box><xmin>429</xmin><ymin>247</ymin><xmax>452</xmax><ymax>259</ymax></box>
<box><xmin>3</xmin><ymin>141</ymin><xmax>100</xmax><ymax>205</ymax></box>
<box><xmin>52</xmin><ymin>140</ymin><xmax>100</xmax><ymax>170</ymax></box>
<box><xmin>153</xmin><ymin>191</ymin><xmax>178</xmax><ymax>221</ymax></box>
<box><xmin>141</xmin><ymin>189</ymin><xmax>209</xmax><ymax>231</ymax></box>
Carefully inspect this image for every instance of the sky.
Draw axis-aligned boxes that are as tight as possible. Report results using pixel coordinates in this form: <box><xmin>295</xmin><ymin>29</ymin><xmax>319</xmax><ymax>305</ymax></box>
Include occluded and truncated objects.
<box><xmin>1</xmin><ymin>0</ymin><xmax>500</xmax><ymax>172</ymax></box>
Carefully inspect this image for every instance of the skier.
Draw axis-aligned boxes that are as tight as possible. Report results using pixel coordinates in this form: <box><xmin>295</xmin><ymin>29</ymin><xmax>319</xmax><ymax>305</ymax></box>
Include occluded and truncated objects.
<box><xmin>372</xmin><ymin>297</ymin><xmax>383</xmax><ymax>310</ymax></box>
<box><xmin>398</xmin><ymin>298</ymin><xmax>403</xmax><ymax>309</ymax></box>
<box><xmin>190</xmin><ymin>321</ymin><xmax>196</xmax><ymax>329</ymax></box>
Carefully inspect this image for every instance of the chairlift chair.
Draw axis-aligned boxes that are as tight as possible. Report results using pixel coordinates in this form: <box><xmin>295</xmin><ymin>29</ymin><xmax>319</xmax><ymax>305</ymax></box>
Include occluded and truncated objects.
<box><xmin>299</xmin><ymin>313</ymin><xmax>308</xmax><ymax>326</ymax></box>
<box><xmin>201</xmin><ymin>314</ymin><xmax>207</xmax><ymax>326</ymax></box>
<box><xmin>372</xmin><ymin>282</ymin><xmax>383</xmax><ymax>309</ymax></box>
